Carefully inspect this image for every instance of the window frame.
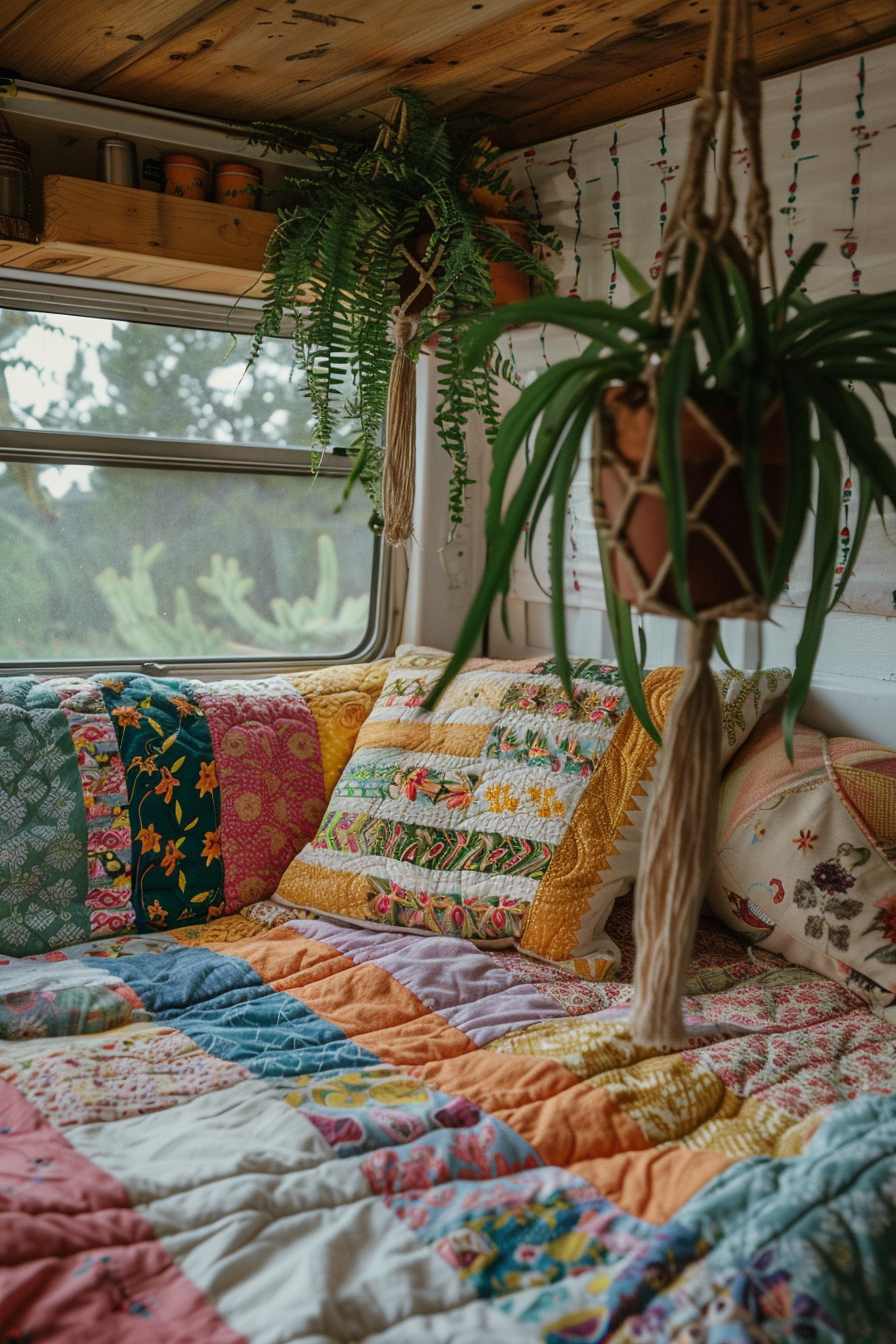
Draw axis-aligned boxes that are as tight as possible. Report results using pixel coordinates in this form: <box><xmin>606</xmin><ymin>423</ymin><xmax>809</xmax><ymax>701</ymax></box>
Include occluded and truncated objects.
<box><xmin>0</xmin><ymin>275</ymin><xmax>391</xmax><ymax>678</ymax></box>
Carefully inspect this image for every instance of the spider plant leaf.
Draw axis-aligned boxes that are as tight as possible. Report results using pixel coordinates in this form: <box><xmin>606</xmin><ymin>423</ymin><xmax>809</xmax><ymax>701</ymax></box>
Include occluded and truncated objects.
<box><xmin>485</xmin><ymin>358</ymin><xmax>595</xmax><ymax>539</ymax></box>
<box><xmin>767</xmin><ymin>367</ymin><xmax>812</xmax><ymax>600</ymax></box>
<box><xmin>724</xmin><ymin>260</ymin><xmax>759</xmax><ymax>359</ymax></box>
<box><xmin>807</xmin><ymin>375</ymin><xmax>896</xmax><ymax>508</ymax></box>
<box><xmin>781</xmin><ymin>415</ymin><xmax>841</xmax><ymax>758</ymax></box>
<box><xmin>598</xmin><ymin>532</ymin><xmax>662</xmax><ymax>745</ymax></box>
<box><xmin>488</xmin><ymin>358</ymin><xmax>609</xmax><ymax>544</ymax></box>
<box><xmin>699</xmin><ymin>253</ymin><xmax>738</xmax><ymax>370</ymax></box>
<box><xmin>525</xmin><ymin>377</ymin><xmax>597</xmax><ymax>569</ymax></box>
<box><xmin>460</xmin><ymin>296</ymin><xmax>657</xmax><ymax>369</ymax></box>
<box><xmin>655</xmin><ymin>334</ymin><xmax>697</xmax><ymax>618</ymax></box>
<box><xmin>637</xmin><ymin>620</ymin><xmax>648</xmax><ymax>677</ymax></box>
<box><xmin>615</xmin><ymin>250</ymin><xmax>652</xmax><ymax>297</ymax></box>
<box><xmin>828</xmin><ymin>466</ymin><xmax>876</xmax><ymax>611</ymax></box>
<box><xmin>740</xmin><ymin>371</ymin><xmax>772</xmax><ymax>596</ymax></box>
<box><xmin>777</xmin><ymin>242</ymin><xmax>826</xmax><ymax>310</ymax></box>
<box><xmin>424</xmin><ymin>374</ymin><xmax>596</xmax><ymax>708</ymax></box>
<box><xmin>714</xmin><ymin>630</ymin><xmax>736</xmax><ymax>670</ymax></box>
<box><xmin>549</xmin><ymin>400</ymin><xmax>593</xmax><ymax>694</ymax></box>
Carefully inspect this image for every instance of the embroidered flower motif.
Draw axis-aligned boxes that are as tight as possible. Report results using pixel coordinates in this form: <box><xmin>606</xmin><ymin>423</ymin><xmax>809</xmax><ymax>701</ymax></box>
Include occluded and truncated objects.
<box><xmin>793</xmin><ymin>828</ymin><xmax>818</xmax><ymax>854</ymax></box>
<box><xmin>812</xmin><ymin>860</ymin><xmax>855</xmax><ymax>895</ymax></box>
<box><xmin>145</xmin><ymin>900</ymin><xmax>166</xmax><ymax>925</ymax></box>
<box><xmin>153</xmin><ymin>767</ymin><xmax>180</xmax><ymax>805</ymax></box>
<box><xmin>170</xmin><ymin>695</ymin><xmax>198</xmax><ymax>718</ymax></box>
<box><xmin>135</xmin><ymin>823</ymin><xmax>162</xmax><ymax>855</ymax></box>
<box><xmin>196</xmin><ymin>760</ymin><xmax>218</xmax><ymax>798</ymax></box>
<box><xmin>201</xmin><ymin>828</ymin><xmax>222</xmax><ymax>865</ymax></box>
<box><xmin>870</xmin><ymin>893</ymin><xmax>896</xmax><ymax>944</ymax></box>
<box><xmin>112</xmin><ymin>705</ymin><xmax>141</xmax><ymax>729</ymax></box>
<box><xmin>161</xmin><ymin>839</ymin><xmax>183</xmax><ymax>877</ymax></box>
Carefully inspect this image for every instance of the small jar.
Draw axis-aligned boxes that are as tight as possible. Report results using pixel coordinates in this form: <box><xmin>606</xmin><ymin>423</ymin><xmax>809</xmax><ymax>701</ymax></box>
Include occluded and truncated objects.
<box><xmin>0</xmin><ymin>114</ymin><xmax>31</xmax><ymax>223</ymax></box>
<box><xmin>161</xmin><ymin>153</ymin><xmax>209</xmax><ymax>200</ymax></box>
<box><xmin>214</xmin><ymin>162</ymin><xmax>262</xmax><ymax>210</ymax></box>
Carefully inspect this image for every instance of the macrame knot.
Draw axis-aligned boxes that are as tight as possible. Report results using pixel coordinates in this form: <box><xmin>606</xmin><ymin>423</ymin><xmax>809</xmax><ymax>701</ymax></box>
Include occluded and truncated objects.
<box><xmin>383</xmin><ymin>308</ymin><xmax>419</xmax><ymax>546</ymax></box>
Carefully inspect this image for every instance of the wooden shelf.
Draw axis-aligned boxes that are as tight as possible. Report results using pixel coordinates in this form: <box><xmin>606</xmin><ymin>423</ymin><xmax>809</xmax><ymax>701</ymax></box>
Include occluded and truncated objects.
<box><xmin>0</xmin><ymin>176</ymin><xmax>277</xmax><ymax>298</ymax></box>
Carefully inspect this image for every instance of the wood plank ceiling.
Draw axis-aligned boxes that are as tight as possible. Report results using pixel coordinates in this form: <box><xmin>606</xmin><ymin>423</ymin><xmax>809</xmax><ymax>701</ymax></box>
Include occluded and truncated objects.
<box><xmin>2</xmin><ymin>0</ymin><xmax>894</xmax><ymax>147</ymax></box>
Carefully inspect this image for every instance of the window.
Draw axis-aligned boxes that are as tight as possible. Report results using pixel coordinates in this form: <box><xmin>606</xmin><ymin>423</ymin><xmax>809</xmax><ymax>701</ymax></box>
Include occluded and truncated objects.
<box><xmin>0</xmin><ymin>295</ymin><xmax>383</xmax><ymax>671</ymax></box>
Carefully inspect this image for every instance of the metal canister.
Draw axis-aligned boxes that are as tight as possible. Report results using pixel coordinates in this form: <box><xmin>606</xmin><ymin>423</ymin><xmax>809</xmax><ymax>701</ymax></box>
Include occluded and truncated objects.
<box><xmin>97</xmin><ymin>137</ymin><xmax>138</xmax><ymax>189</ymax></box>
<box><xmin>0</xmin><ymin>113</ymin><xmax>31</xmax><ymax>222</ymax></box>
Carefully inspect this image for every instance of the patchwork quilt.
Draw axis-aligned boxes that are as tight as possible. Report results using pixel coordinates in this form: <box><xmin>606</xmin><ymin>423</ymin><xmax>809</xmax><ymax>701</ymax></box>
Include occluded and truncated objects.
<box><xmin>1</xmin><ymin>896</ymin><xmax>895</xmax><ymax>1343</ymax></box>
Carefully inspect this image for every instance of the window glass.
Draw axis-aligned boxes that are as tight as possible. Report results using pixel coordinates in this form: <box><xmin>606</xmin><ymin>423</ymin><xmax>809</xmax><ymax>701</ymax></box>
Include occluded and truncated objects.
<box><xmin>0</xmin><ymin>307</ymin><xmax>355</xmax><ymax>447</ymax></box>
<box><xmin>0</xmin><ymin>460</ymin><xmax>374</xmax><ymax>662</ymax></box>
<box><xmin>0</xmin><ymin>307</ymin><xmax>376</xmax><ymax>665</ymax></box>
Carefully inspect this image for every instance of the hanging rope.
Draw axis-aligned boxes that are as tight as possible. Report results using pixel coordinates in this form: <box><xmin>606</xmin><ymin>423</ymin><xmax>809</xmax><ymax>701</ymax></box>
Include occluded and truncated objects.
<box><xmin>594</xmin><ymin>0</ymin><xmax>781</xmax><ymax>1047</ymax></box>
<box><xmin>377</xmin><ymin>97</ymin><xmax>444</xmax><ymax>546</ymax></box>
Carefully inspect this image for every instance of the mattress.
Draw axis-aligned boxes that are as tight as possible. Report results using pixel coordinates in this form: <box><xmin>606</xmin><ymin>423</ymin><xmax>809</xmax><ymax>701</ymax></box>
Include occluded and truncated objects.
<box><xmin>1</xmin><ymin>894</ymin><xmax>894</xmax><ymax>1342</ymax></box>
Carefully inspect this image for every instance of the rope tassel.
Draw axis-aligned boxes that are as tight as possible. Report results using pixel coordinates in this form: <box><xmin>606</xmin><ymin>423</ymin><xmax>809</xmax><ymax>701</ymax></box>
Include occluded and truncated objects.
<box><xmin>382</xmin><ymin>314</ymin><xmax>418</xmax><ymax>546</ymax></box>
<box><xmin>628</xmin><ymin>621</ymin><xmax>722</xmax><ymax>1049</ymax></box>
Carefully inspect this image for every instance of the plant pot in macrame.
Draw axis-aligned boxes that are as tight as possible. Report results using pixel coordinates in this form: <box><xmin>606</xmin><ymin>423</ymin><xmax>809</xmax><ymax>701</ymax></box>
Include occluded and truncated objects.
<box><xmin>597</xmin><ymin>382</ymin><xmax>787</xmax><ymax>615</ymax></box>
<box><xmin>591</xmin><ymin>0</ymin><xmax>789</xmax><ymax>1052</ymax></box>
<box><xmin>401</xmin><ymin>219</ymin><xmax>532</xmax><ymax>313</ymax></box>
<box><xmin>483</xmin><ymin>217</ymin><xmax>533</xmax><ymax>306</ymax></box>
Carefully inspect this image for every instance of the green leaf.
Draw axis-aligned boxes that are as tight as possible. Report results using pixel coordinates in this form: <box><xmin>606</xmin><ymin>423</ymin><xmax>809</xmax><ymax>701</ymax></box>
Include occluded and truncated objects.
<box><xmin>767</xmin><ymin>367</ymin><xmax>812</xmax><ymax>601</ymax></box>
<box><xmin>776</xmin><ymin>242</ymin><xmax>826</xmax><ymax>310</ymax></box>
<box><xmin>740</xmin><ymin>372</ymin><xmax>772</xmax><ymax>596</ymax></box>
<box><xmin>828</xmin><ymin>467</ymin><xmax>875</xmax><ymax>611</ymax></box>
<box><xmin>615</xmin><ymin>250</ymin><xmax>652</xmax><ymax>297</ymax></box>
<box><xmin>781</xmin><ymin>414</ymin><xmax>841</xmax><ymax>758</ymax></box>
<box><xmin>654</xmin><ymin>335</ymin><xmax>696</xmax><ymax>617</ymax></box>
<box><xmin>548</xmin><ymin>400</ymin><xmax>592</xmax><ymax>695</ymax></box>
<box><xmin>598</xmin><ymin>532</ymin><xmax>661</xmax><ymax>745</ymax></box>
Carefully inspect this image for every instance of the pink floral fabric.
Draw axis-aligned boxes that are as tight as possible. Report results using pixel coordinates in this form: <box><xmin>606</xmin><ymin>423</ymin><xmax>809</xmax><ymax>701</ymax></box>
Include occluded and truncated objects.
<box><xmin>50</xmin><ymin>679</ymin><xmax>139</xmax><ymax>940</ymax></box>
<box><xmin>193</xmin><ymin>679</ymin><xmax>326</xmax><ymax>913</ymax></box>
<box><xmin>707</xmin><ymin>713</ymin><xmax>896</xmax><ymax>1009</ymax></box>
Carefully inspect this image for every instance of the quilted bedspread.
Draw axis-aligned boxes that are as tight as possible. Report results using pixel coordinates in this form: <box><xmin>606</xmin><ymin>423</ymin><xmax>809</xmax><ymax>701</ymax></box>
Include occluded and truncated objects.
<box><xmin>1</xmin><ymin>897</ymin><xmax>895</xmax><ymax>1343</ymax></box>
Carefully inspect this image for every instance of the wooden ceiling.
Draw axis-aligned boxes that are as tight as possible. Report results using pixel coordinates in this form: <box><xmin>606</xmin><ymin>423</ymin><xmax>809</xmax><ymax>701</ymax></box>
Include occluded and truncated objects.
<box><xmin>3</xmin><ymin>0</ymin><xmax>895</xmax><ymax>147</ymax></box>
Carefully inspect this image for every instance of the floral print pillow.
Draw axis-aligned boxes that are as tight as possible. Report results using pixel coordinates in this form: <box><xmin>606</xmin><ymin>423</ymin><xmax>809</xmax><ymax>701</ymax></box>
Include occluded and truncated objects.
<box><xmin>706</xmin><ymin>711</ymin><xmax>896</xmax><ymax>1011</ymax></box>
<box><xmin>0</xmin><ymin>671</ymin><xmax>328</xmax><ymax>952</ymax></box>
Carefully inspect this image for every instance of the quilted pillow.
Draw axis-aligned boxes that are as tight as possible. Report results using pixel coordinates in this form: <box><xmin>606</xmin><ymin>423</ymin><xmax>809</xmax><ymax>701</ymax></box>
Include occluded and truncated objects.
<box><xmin>276</xmin><ymin>646</ymin><xmax>791</xmax><ymax>977</ymax></box>
<box><xmin>286</xmin><ymin>659</ymin><xmax>392</xmax><ymax>800</ymax></box>
<box><xmin>706</xmin><ymin>712</ymin><xmax>896</xmax><ymax>1010</ymax></box>
<box><xmin>0</xmin><ymin>672</ymin><xmax>326</xmax><ymax>951</ymax></box>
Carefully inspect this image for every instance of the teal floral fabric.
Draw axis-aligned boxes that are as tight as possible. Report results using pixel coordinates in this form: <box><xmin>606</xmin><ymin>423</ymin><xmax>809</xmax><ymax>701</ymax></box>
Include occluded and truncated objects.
<box><xmin>101</xmin><ymin>675</ymin><xmax>224</xmax><ymax>933</ymax></box>
<box><xmin>0</xmin><ymin>678</ymin><xmax>90</xmax><ymax>954</ymax></box>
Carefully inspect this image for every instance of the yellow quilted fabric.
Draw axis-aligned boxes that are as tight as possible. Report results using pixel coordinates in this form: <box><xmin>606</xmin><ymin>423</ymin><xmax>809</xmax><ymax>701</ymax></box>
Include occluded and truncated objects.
<box><xmin>285</xmin><ymin>660</ymin><xmax>392</xmax><ymax>801</ymax></box>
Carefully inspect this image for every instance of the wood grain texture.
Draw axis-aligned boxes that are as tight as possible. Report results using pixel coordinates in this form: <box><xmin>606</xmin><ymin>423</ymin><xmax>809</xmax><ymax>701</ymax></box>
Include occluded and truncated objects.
<box><xmin>2</xmin><ymin>0</ymin><xmax>895</xmax><ymax>144</ymax></box>
<box><xmin>1</xmin><ymin>176</ymin><xmax>275</xmax><ymax>296</ymax></box>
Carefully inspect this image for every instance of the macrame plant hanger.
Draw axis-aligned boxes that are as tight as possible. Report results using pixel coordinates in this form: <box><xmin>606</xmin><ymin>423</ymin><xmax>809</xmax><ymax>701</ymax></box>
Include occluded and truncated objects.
<box><xmin>596</xmin><ymin>0</ymin><xmax>779</xmax><ymax>1048</ymax></box>
<box><xmin>377</xmin><ymin>97</ymin><xmax>445</xmax><ymax>546</ymax></box>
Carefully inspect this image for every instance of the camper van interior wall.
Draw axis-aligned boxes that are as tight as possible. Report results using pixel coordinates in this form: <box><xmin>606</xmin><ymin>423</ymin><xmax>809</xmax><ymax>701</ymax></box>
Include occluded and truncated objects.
<box><xmin>243</xmin><ymin>88</ymin><xmax>558</xmax><ymax>544</ymax></box>
<box><xmin>429</xmin><ymin>0</ymin><xmax>896</xmax><ymax>1049</ymax></box>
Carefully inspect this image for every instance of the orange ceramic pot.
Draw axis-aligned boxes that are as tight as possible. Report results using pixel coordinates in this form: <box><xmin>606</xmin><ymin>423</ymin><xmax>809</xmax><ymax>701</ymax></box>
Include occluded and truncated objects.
<box><xmin>483</xmin><ymin>216</ymin><xmax>532</xmax><ymax>305</ymax></box>
<box><xmin>598</xmin><ymin>382</ymin><xmax>788</xmax><ymax>613</ymax></box>
<box><xmin>161</xmin><ymin>154</ymin><xmax>209</xmax><ymax>200</ymax></box>
<box><xmin>214</xmin><ymin>162</ymin><xmax>262</xmax><ymax>210</ymax></box>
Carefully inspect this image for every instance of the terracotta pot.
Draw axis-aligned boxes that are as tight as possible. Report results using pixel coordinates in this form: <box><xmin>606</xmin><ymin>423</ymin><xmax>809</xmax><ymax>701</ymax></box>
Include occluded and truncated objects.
<box><xmin>483</xmin><ymin>216</ymin><xmax>532</xmax><ymax>306</ymax></box>
<box><xmin>597</xmin><ymin>380</ymin><xmax>788</xmax><ymax>613</ymax></box>
<box><xmin>214</xmin><ymin>161</ymin><xmax>262</xmax><ymax>210</ymax></box>
<box><xmin>161</xmin><ymin>154</ymin><xmax>209</xmax><ymax>200</ymax></box>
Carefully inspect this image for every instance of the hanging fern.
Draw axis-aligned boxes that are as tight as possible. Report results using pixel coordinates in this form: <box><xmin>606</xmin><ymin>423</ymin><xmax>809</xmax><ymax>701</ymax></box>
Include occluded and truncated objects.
<box><xmin>241</xmin><ymin>89</ymin><xmax>560</xmax><ymax>533</ymax></box>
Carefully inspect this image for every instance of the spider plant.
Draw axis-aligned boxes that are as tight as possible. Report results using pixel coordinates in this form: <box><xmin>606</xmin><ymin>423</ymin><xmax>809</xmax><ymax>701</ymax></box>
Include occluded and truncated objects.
<box><xmin>242</xmin><ymin>89</ymin><xmax>558</xmax><ymax>533</ymax></box>
<box><xmin>423</xmin><ymin>243</ymin><xmax>896</xmax><ymax>754</ymax></box>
